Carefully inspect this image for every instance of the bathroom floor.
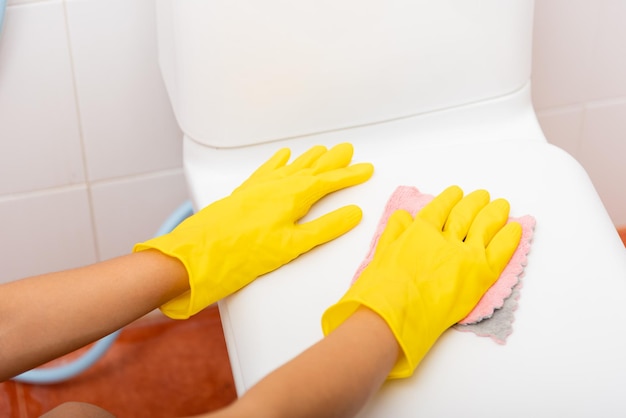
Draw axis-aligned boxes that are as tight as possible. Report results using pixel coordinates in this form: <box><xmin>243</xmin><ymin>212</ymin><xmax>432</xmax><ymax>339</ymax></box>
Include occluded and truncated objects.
<box><xmin>0</xmin><ymin>306</ymin><xmax>237</xmax><ymax>418</ymax></box>
<box><xmin>2</xmin><ymin>228</ymin><xmax>626</xmax><ymax>418</ymax></box>
<box><xmin>619</xmin><ymin>226</ymin><xmax>626</xmax><ymax>247</ymax></box>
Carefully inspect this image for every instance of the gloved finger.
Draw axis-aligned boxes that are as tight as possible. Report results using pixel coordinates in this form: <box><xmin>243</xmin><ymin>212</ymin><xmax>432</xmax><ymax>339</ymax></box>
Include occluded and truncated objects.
<box><xmin>236</xmin><ymin>147</ymin><xmax>291</xmax><ymax>191</ymax></box>
<box><xmin>485</xmin><ymin>221</ymin><xmax>522</xmax><ymax>274</ymax></box>
<box><xmin>375</xmin><ymin>210</ymin><xmax>414</xmax><ymax>254</ymax></box>
<box><xmin>443</xmin><ymin>189</ymin><xmax>490</xmax><ymax>241</ymax></box>
<box><xmin>416</xmin><ymin>185</ymin><xmax>463</xmax><ymax>229</ymax></box>
<box><xmin>311</xmin><ymin>143</ymin><xmax>354</xmax><ymax>174</ymax></box>
<box><xmin>285</xmin><ymin>145</ymin><xmax>328</xmax><ymax>174</ymax></box>
<box><xmin>465</xmin><ymin>198</ymin><xmax>511</xmax><ymax>248</ymax></box>
<box><xmin>311</xmin><ymin>163</ymin><xmax>375</xmax><ymax>200</ymax></box>
<box><xmin>293</xmin><ymin>205</ymin><xmax>364</xmax><ymax>253</ymax></box>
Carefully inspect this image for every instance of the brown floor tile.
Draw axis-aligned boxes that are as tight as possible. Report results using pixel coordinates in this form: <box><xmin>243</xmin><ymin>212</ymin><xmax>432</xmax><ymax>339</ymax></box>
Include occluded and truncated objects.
<box><xmin>0</xmin><ymin>381</ymin><xmax>23</xmax><ymax>418</ymax></box>
<box><xmin>618</xmin><ymin>226</ymin><xmax>626</xmax><ymax>246</ymax></box>
<box><xmin>1</xmin><ymin>306</ymin><xmax>237</xmax><ymax>418</ymax></box>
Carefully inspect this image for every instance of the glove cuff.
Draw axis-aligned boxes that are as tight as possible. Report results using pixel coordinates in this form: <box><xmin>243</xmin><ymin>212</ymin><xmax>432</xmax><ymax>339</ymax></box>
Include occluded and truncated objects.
<box><xmin>322</xmin><ymin>290</ymin><xmax>430</xmax><ymax>379</ymax></box>
<box><xmin>133</xmin><ymin>237</ymin><xmax>214</xmax><ymax>319</ymax></box>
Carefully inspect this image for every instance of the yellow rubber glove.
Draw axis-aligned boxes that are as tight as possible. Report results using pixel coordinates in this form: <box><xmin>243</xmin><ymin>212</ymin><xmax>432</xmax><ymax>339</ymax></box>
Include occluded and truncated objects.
<box><xmin>321</xmin><ymin>185</ymin><xmax>522</xmax><ymax>379</ymax></box>
<box><xmin>134</xmin><ymin>143</ymin><xmax>374</xmax><ymax>319</ymax></box>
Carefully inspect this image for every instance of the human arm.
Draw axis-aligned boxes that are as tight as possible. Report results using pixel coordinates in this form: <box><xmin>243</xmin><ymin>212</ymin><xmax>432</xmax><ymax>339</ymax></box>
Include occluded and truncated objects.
<box><xmin>0</xmin><ymin>250</ymin><xmax>189</xmax><ymax>381</ymax></box>
<box><xmin>36</xmin><ymin>185</ymin><xmax>522</xmax><ymax>417</ymax></box>
<box><xmin>204</xmin><ymin>307</ymin><xmax>399</xmax><ymax>418</ymax></box>
<box><xmin>38</xmin><ymin>306</ymin><xmax>397</xmax><ymax>418</ymax></box>
<box><xmin>0</xmin><ymin>143</ymin><xmax>372</xmax><ymax>382</ymax></box>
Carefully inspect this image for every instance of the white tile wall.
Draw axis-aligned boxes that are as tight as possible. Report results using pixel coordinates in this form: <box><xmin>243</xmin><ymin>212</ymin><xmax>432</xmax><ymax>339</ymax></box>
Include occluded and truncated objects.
<box><xmin>535</xmin><ymin>105</ymin><xmax>585</xmax><ymax>159</ymax></box>
<box><xmin>587</xmin><ymin>1</ymin><xmax>626</xmax><ymax>101</ymax></box>
<box><xmin>0</xmin><ymin>1</ymin><xmax>84</xmax><ymax>196</ymax></box>
<box><xmin>0</xmin><ymin>0</ymin><xmax>184</xmax><ymax>284</ymax></box>
<box><xmin>0</xmin><ymin>0</ymin><xmax>624</xmax><ymax>283</ymax></box>
<box><xmin>532</xmin><ymin>0</ymin><xmax>626</xmax><ymax>226</ymax></box>
<box><xmin>531</xmin><ymin>0</ymin><xmax>600</xmax><ymax>109</ymax></box>
<box><xmin>65</xmin><ymin>0</ymin><xmax>182</xmax><ymax>182</ymax></box>
<box><xmin>0</xmin><ymin>187</ymin><xmax>97</xmax><ymax>283</ymax></box>
<box><xmin>90</xmin><ymin>169</ymin><xmax>188</xmax><ymax>261</ymax></box>
<box><xmin>579</xmin><ymin>100</ymin><xmax>626</xmax><ymax>226</ymax></box>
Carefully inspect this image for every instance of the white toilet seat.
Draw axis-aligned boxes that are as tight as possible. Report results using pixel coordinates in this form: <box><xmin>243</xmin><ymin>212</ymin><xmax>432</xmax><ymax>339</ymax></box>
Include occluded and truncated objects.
<box><xmin>183</xmin><ymin>83</ymin><xmax>626</xmax><ymax>416</ymax></box>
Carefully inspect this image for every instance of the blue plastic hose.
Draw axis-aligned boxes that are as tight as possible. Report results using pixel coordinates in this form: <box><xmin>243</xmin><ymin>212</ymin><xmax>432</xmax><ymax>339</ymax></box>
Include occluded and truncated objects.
<box><xmin>154</xmin><ymin>200</ymin><xmax>194</xmax><ymax>237</ymax></box>
<box><xmin>11</xmin><ymin>200</ymin><xmax>195</xmax><ymax>384</ymax></box>
<box><xmin>11</xmin><ymin>330</ymin><xmax>122</xmax><ymax>384</ymax></box>
<box><xmin>0</xmin><ymin>0</ymin><xmax>6</xmax><ymax>35</ymax></box>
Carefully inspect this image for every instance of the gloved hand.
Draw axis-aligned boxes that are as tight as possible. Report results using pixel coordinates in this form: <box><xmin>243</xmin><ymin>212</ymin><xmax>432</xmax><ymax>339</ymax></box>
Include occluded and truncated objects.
<box><xmin>134</xmin><ymin>143</ymin><xmax>374</xmax><ymax>319</ymax></box>
<box><xmin>321</xmin><ymin>185</ymin><xmax>522</xmax><ymax>378</ymax></box>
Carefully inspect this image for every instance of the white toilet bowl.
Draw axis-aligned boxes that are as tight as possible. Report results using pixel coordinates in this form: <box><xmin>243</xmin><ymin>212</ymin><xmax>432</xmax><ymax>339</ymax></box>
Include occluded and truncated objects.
<box><xmin>157</xmin><ymin>1</ymin><xmax>626</xmax><ymax>416</ymax></box>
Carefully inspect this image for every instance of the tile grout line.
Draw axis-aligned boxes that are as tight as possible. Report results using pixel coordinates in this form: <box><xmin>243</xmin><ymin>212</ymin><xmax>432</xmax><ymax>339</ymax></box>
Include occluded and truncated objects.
<box><xmin>6</xmin><ymin>0</ymin><xmax>50</xmax><ymax>7</ymax></box>
<box><xmin>0</xmin><ymin>167</ymin><xmax>186</xmax><ymax>204</ymax></box>
<box><xmin>61</xmin><ymin>0</ymin><xmax>102</xmax><ymax>262</ymax></box>
<box><xmin>14</xmin><ymin>382</ymin><xmax>27</xmax><ymax>418</ymax></box>
<box><xmin>534</xmin><ymin>95</ymin><xmax>626</xmax><ymax>116</ymax></box>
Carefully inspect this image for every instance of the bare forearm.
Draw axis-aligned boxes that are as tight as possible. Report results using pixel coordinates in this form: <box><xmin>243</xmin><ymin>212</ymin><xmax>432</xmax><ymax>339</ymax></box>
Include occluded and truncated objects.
<box><xmin>206</xmin><ymin>307</ymin><xmax>399</xmax><ymax>418</ymax></box>
<box><xmin>0</xmin><ymin>250</ymin><xmax>189</xmax><ymax>381</ymax></box>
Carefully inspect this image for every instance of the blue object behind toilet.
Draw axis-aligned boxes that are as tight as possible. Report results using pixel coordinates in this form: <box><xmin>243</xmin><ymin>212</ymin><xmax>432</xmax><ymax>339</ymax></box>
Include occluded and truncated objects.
<box><xmin>0</xmin><ymin>0</ymin><xmax>6</xmax><ymax>35</ymax></box>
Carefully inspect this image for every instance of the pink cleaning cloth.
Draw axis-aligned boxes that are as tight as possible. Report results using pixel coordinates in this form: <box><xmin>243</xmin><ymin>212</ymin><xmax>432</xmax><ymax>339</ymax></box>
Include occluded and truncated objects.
<box><xmin>351</xmin><ymin>186</ymin><xmax>535</xmax><ymax>344</ymax></box>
